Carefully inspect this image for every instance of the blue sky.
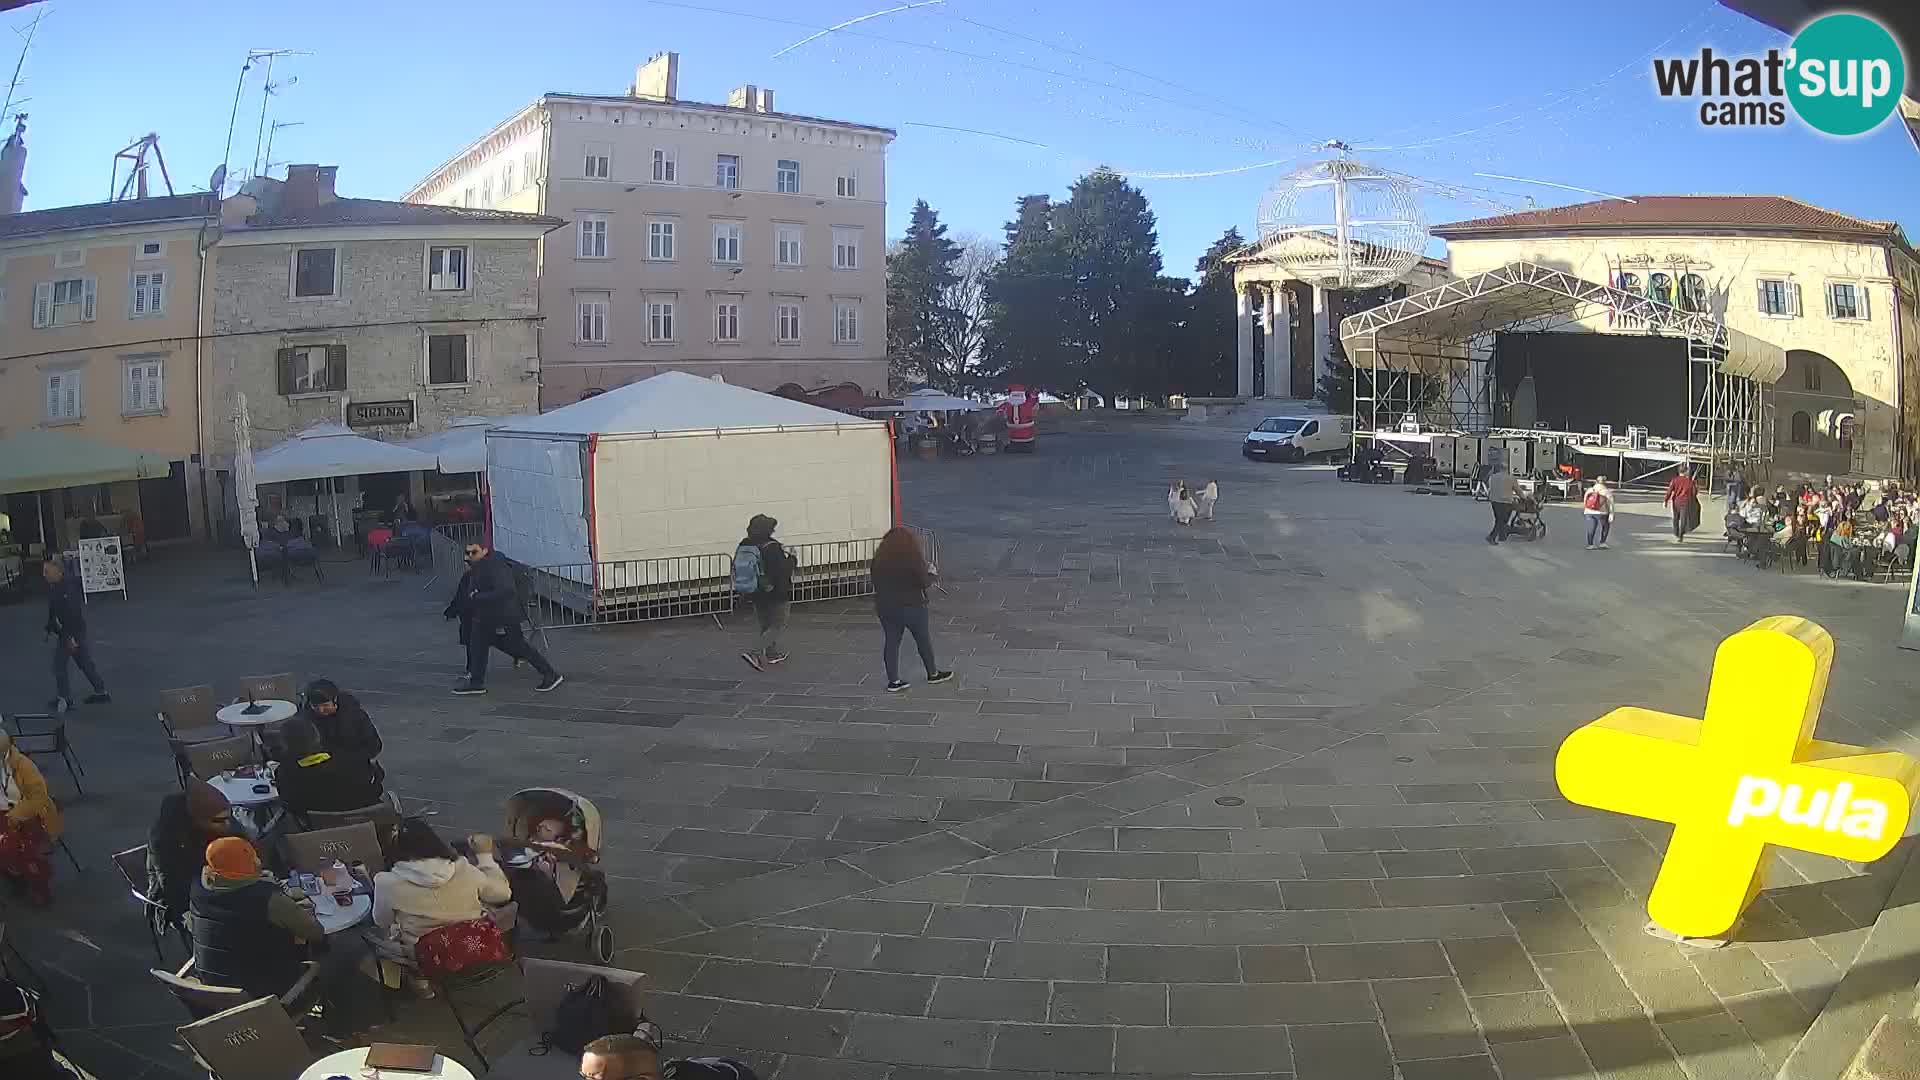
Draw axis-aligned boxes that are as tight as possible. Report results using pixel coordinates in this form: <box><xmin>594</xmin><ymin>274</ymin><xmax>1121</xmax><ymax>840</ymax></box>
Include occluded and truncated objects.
<box><xmin>7</xmin><ymin>0</ymin><xmax>1916</xmax><ymax>278</ymax></box>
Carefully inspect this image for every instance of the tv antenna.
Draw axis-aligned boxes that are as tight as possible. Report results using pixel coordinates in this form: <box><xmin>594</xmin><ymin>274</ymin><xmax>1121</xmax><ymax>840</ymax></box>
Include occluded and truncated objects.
<box><xmin>262</xmin><ymin>119</ymin><xmax>303</xmax><ymax>178</ymax></box>
<box><xmin>218</xmin><ymin>48</ymin><xmax>305</xmax><ymax>194</ymax></box>
<box><xmin>1</xmin><ymin>3</ymin><xmax>47</xmax><ymax>120</ymax></box>
<box><xmin>250</xmin><ymin>65</ymin><xmax>299</xmax><ymax>179</ymax></box>
<box><xmin>110</xmin><ymin>133</ymin><xmax>175</xmax><ymax>200</ymax></box>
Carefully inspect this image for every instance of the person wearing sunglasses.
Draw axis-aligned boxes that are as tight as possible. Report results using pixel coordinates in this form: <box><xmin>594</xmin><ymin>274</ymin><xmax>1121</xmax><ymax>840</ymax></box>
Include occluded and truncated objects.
<box><xmin>451</xmin><ymin>541</ymin><xmax>563</xmax><ymax>696</ymax></box>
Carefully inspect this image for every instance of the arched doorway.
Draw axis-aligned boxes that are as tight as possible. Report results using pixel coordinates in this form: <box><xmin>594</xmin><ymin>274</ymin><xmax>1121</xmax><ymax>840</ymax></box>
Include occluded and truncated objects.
<box><xmin>1774</xmin><ymin>350</ymin><xmax>1854</xmax><ymax>476</ymax></box>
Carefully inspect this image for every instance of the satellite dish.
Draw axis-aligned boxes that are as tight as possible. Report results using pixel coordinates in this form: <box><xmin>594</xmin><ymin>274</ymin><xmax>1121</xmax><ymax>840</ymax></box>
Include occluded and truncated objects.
<box><xmin>208</xmin><ymin>164</ymin><xmax>228</xmax><ymax>194</ymax></box>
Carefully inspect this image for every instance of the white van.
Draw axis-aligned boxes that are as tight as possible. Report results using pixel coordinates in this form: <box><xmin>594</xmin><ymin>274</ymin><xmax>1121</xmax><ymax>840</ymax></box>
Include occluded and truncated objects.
<box><xmin>1242</xmin><ymin>415</ymin><xmax>1352</xmax><ymax>462</ymax></box>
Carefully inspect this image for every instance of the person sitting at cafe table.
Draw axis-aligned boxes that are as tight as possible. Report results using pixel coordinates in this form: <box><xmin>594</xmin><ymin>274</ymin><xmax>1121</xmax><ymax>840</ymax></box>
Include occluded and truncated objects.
<box><xmin>188</xmin><ymin>836</ymin><xmax>324</xmax><ymax>998</ymax></box>
<box><xmin>148</xmin><ymin>780</ymin><xmax>241</xmax><ymax>940</ymax></box>
<box><xmin>300</xmin><ymin>679</ymin><xmax>385</xmax><ymax>784</ymax></box>
<box><xmin>0</xmin><ymin>731</ymin><xmax>61</xmax><ymax>907</ymax></box>
<box><xmin>270</xmin><ymin>717</ymin><xmax>386</xmax><ymax>818</ymax></box>
<box><xmin>370</xmin><ymin>818</ymin><xmax>512</xmax><ymax>995</ymax></box>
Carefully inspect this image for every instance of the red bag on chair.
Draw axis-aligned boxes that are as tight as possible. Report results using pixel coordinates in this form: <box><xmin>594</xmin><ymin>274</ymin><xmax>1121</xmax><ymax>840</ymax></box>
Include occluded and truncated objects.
<box><xmin>413</xmin><ymin>918</ymin><xmax>511</xmax><ymax>980</ymax></box>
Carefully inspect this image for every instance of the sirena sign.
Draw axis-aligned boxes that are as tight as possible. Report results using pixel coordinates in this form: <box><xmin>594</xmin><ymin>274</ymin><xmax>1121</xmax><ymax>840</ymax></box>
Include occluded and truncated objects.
<box><xmin>1555</xmin><ymin>616</ymin><xmax>1920</xmax><ymax>939</ymax></box>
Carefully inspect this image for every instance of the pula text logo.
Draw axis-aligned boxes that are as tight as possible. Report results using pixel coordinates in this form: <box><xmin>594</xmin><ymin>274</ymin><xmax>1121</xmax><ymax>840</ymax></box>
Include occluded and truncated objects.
<box><xmin>1652</xmin><ymin>13</ymin><xmax>1906</xmax><ymax>136</ymax></box>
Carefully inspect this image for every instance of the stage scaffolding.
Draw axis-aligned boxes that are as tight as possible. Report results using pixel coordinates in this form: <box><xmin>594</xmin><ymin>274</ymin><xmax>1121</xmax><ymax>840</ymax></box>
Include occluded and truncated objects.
<box><xmin>1338</xmin><ymin>262</ymin><xmax>1786</xmax><ymax>490</ymax></box>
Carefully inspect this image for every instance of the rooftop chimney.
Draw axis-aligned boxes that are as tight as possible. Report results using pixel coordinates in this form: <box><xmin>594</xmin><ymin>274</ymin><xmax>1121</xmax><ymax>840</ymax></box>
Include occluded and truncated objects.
<box><xmin>0</xmin><ymin>115</ymin><xmax>26</xmax><ymax>216</ymax></box>
<box><xmin>281</xmin><ymin>164</ymin><xmax>338</xmax><ymax>211</ymax></box>
<box><xmin>634</xmin><ymin>52</ymin><xmax>679</xmax><ymax>101</ymax></box>
<box><xmin>727</xmin><ymin>85</ymin><xmax>775</xmax><ymax>114</ymax></box>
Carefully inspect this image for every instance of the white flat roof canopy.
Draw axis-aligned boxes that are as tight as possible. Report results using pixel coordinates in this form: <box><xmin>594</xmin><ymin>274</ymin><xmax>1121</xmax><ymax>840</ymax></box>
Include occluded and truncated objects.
<box><xmin>1338</xmin><ymin>261</ymin><xmax>1787</xmax><ymax>383</ymax></box>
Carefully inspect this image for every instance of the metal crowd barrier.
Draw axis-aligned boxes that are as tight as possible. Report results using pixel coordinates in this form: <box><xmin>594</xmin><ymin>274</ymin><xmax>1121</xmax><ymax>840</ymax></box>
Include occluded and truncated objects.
<box><xmin>426</xmin><ymin>522</ymin><xmax>483</xmax><ymax>589</ymax></box>
<box><xmin>514</xmin><ymin>531</ymin><xmax>928</xmax><ymax>630</ymax></box>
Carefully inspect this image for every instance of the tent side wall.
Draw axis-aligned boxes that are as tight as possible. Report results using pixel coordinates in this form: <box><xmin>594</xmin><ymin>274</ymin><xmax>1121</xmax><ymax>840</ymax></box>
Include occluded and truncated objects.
<box><xmin>487</xmin><ymin>433</ymin><xmax>592</xmax><ymax>572</ymax></box>
<box><xmin>590</xmin><ymin>426</ymin><xmax>892</xmax><ymax>565</ymax></box>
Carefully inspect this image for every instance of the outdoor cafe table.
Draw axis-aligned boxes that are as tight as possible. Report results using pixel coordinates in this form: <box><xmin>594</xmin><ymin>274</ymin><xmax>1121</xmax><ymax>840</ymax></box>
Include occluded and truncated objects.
<box><xmin>204</xmin><ymin>770</ymin><xmax>279</xmax><ymax>807</ymax></box>
<box><xmin>315</xmin><ymin>893</ymin><xmax>372</xmax><ymax>936</ymax></box>
<box><xmin>299</xmin><ymin>1047</ymin><xmax>476</xmax><ymax>1080</ymax></box>
<box><xmin>217</xmin><ymin>698</ymin><xmax>298</xmax><ymax>731</ymax></box>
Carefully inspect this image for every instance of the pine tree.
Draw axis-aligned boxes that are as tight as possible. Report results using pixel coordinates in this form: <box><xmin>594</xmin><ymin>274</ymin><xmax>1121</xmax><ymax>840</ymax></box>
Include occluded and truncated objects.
<box><xmin>1051</xmin><ymin>168</ymin><xmax>1164</xmax><ymax>398</ymax></box>
<box><xmin>1186</xmin><ymin>227</ymin><xmax>1247</xmax><ymax>397</ymax></box>
<box><xmin>884</xmin><ymin>200</ymin><xmax>962</xmax><ymax>391</ymax></box>
<box><xmin>981</xmin><ymin>194</ymin><xmax>1068</xmax><ymax>389</ymax></box>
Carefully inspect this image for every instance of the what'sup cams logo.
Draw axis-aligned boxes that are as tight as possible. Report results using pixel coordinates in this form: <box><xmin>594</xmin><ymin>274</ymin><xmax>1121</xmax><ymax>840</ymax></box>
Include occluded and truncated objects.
<box><xmin>1653</xmin><ymin>13</ymin><xmax>1906</xmax><ymax>136</ymax></box>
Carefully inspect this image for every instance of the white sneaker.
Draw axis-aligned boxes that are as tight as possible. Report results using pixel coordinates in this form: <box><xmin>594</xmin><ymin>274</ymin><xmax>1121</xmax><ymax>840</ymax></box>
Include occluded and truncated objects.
<box><xmin>1598</xmin><ymin>543</ymin><xmax>1610</xmax><ymax>549</ymax></box>
<box><xmin>1584</xmin><ymin>544</ymin><xmax>1594</xmax><ymax>550</ymax></box>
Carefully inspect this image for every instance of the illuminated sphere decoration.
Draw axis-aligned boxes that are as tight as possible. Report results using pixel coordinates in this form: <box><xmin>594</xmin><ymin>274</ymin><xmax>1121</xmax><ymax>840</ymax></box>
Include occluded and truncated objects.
<box><xmin>1255</xmin><ymin>155</ymin><xmax>1427</xmax><ymax>291</ymax></box>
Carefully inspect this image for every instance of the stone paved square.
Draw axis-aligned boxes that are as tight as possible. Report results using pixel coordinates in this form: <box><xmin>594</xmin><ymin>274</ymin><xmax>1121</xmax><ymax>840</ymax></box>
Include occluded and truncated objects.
<box><xmin>8</xmin><ymin>417</ymin><xmax>1920</xmax><ymax>1078</ymax></box>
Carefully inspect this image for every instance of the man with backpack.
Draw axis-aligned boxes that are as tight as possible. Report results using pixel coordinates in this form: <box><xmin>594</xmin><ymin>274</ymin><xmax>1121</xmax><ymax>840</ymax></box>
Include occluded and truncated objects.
<box><xmin>733</xmin><ymin>514</ymin><xmax>793</xmax><ymax>672</ymax></box>
<box><xmin>451</xmin><ymin>540</ymin><xmax>563</xmax><ymax>695</ymax></box>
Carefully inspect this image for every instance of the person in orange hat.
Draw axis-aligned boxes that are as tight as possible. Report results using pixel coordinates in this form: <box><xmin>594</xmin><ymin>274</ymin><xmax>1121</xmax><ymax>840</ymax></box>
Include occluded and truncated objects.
<box><xmin>187</xmin><ymin>836</ymin><xmax>324</xmax><ymax>999</ymax></box>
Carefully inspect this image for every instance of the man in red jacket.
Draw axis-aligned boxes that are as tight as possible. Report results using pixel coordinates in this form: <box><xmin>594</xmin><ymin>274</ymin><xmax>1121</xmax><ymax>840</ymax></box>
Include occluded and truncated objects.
<box><xmin>1665</xmin><ymin>466</ymin><xmax>1701</xmax><ymax>543</ymax></box>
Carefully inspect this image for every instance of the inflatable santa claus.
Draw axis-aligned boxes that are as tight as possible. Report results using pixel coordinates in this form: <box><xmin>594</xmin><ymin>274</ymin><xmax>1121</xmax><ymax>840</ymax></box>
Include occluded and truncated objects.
<box><xmin>998</xmin><ymin>385</ymin><xmax>1038</xmax><ymax>453</ymax></box>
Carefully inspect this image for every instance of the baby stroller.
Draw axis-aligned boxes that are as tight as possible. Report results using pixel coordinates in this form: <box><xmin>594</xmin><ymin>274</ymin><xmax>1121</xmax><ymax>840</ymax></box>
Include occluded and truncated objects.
<box><xmin>1506</xmin><ymin>492</ymin><xmax>1547</xmax><ymax>541</ymax></box>
<box><xmin>502</xmin><ymin>788</ymin><xmax>613</xmax><ymax>962</ymax></box>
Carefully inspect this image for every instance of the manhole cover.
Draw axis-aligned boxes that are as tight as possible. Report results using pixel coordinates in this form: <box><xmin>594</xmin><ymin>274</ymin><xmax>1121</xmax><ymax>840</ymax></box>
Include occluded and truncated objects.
<box><xmin>1215</xmin><ymin>796</ymin><xmax>1245</xmax><ymax>807</ymax></box>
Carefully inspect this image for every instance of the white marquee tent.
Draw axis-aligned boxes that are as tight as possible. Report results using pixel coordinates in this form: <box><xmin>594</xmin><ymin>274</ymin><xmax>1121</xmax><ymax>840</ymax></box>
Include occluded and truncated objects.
<box><xmin>486</xmin><ymin>372</ymin><xmax>893</xmax><ymax>573</ymax></box>
<box><xmin>251</xmin><ymin>422</ymin><xmax>438</xmax><ymax>544</ymax></box>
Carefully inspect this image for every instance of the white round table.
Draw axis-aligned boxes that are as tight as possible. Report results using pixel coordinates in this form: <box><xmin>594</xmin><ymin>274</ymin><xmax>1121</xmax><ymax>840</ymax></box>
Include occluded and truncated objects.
<box><xmin>299</xmin><ymin>1047</ymin><xmax>475</xmax><ymax>1080</ymax></box>
<box><xmin>315</xmin><ymin>893</ymin><xmax>372</xmax><ymax>936</ymax></box>
<box><xmin>217</xmin><ymin>699</ymin><xmax>297</xmax><ymax>729</ymax></box>
<box><xmin>204</xmin><ymin>771</ymin><xmax>279</xmax><ymax>807</ymax></box>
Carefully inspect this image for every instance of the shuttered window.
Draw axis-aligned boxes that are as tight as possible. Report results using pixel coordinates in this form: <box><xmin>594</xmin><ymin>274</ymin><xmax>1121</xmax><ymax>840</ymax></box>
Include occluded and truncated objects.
<box><xmin>276</xmin><ymin>344</ymin><xmax>347</xmax><ymax>394</ymax></box>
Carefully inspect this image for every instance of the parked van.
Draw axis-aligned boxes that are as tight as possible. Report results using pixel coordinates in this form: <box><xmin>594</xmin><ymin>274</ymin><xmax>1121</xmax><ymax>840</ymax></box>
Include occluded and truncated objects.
<box><xmin>1242</xmin><ymin>415</ymin><xmax>1352</xmax><ymax>462</ymax></box>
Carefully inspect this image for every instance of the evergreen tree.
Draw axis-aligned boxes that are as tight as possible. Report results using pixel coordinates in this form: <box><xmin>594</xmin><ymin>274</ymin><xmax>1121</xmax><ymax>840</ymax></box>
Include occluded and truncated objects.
<box><xmin>1186</xmin><ymin>227</ymin><xmax>1248</xmax><ymax>397</ymax></box>
<box><xmin>884</xmin><ymin>200</ymin><xmax>962</xmax><ymax>391</ymax></box>
<box><xmin>1052</xmin><ymin>168</ymin><xmax>1163</xmax><ymax>397</ymax></box>
<box><xmin>981</xmin><ymin>194</ymin><xmax>1068</xmax><ymax>389</ymax></box>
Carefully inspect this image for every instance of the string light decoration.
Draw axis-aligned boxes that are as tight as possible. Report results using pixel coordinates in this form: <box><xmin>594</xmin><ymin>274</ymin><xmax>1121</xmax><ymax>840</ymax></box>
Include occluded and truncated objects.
<box><xmin>1255</xmin><ymin>143</ymin><xmax>1427</xmax><ymax>290</ymax></box>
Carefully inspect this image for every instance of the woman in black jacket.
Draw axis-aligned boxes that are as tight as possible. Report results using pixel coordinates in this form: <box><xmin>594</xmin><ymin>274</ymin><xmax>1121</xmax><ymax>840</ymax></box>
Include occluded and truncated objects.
<box><xmin>301</xmin><ymin>679</ymin><xmax>385</xmax><ymax>783</ymax></box>
<box><xmin>869</xmin><ymin>527</ymin><xmax>954</xmax><ymax>693</ymax></box>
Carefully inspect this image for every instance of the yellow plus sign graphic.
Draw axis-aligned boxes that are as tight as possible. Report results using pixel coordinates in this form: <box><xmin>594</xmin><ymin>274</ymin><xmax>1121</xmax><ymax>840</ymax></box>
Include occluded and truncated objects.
<box><xmin>1555</xmin><ymin>616</ymin><xmax>1920</xmax><ymax>939</ymax></box>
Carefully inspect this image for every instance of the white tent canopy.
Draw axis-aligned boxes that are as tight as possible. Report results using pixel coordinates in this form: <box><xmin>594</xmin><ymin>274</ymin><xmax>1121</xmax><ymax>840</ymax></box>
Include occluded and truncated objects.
<box><xmin>494</xmin><ymin>370</ymin><xmax>887</xmax><ymax>439</ymax></box>
<box><xmin>862</xmin><ymin>389</ymin><xmax>991</xmax><ymax>414</ymax></box>
<box><xmin>404</xmin><ymin>415</ymin><xmax>534</xmax><ymax>474</ymax></box>
<box><xmin>252</xmin><ymin>422</ymin><xmax>439</xmax><ymax>484</ymax></box>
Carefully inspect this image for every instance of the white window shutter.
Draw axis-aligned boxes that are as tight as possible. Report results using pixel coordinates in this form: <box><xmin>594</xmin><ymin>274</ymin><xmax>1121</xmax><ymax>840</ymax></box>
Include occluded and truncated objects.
<box><xmin>1824</xmin><ymin>283</ymin><xmax>1836</xmax><ymax>319</ymax></box>
<box><xmin>1788</xmin><ymin>281</ymin><xmax>1801</xmax><ymax>317</ymax></box>
<box><xmin>33</xmin><ymin>282</ymin><xmax>51</xmax><ymax>327</ymax></box>
<box><xmin>46</xmin><ymin>373</ymin><xmax>60</xmax><ymax>417</ymax></box>
<box><xmin>82</xmin><ymin>278</ymin><xmax>97</xmax><ymax>321</ymax></box>
<box><xmin>1861</xmin><ymin>287</ymin><xmax>1872</xmax><ymax>321</ymax></box>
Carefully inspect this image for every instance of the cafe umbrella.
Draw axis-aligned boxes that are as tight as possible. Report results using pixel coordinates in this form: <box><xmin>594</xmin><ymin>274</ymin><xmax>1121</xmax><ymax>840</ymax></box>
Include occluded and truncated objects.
<box><xmin>249</xmin><ymin>422</ymin><xmax>438</xmax><ymax>546</ymax></box>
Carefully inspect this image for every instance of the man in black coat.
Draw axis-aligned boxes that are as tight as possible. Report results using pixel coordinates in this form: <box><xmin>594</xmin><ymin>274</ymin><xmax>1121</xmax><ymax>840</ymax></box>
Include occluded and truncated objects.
<box><xmin>451</xmin><ymin>541</ymin><xmax>562</xmax><ymax>696</ymax></box>
<box><xmin>43</xmin><ymin>560</ymin><xmax>108</xmax><ymax>712</ymax></box>
<box><xmin>301</xmin><ymin>679</ymin><xmax>385</xmax><ymax>784</ymax></box>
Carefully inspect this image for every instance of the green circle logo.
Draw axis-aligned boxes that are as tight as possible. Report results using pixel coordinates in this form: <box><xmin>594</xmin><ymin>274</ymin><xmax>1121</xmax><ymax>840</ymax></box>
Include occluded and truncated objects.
<box><xmin>1787</xmin><ymin>13</ymin><xmax>1906</xmax><ymax>137</ymax></box>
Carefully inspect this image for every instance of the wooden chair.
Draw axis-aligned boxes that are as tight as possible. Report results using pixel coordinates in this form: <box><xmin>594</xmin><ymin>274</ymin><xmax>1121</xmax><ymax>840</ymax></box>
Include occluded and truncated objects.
<box><xmin>159</xmin><ymin>685</ymin><xmax>225</xmax><ymax>745</ymax></box>
<box><xmin>173</xmin><ymin>994</ymin><xmax>317</xmax><ymax>1079</ymax></box>
<box><xmin>151</xmin><ymin>958</ymin><xmax>321</xmax><ymax>1022</ymax></box>
<box><xmin>176</xmin><ymin>735</ymin><xmax>256</xmax><ymax>782</ymax></box>
<box><xmin>235</xmin><ymin>674</ymin><xmax>296</xmax><ymax>705</ymax></box>
<box><xmin>4</xmin><ymin>711</ymin><xmax>84</xmax><ymax>795</ymax></box>
<box><xmin>281</xmin><ymin>821</ymin><xmax>386</xmax><ymax>874</ymax></box>
<box><xmin>483</xmin><ymin>960</ymin><xmax>649</xmax><ymax>1079</ymax></box>
<box><xmin>111</xmin><ymin>844</ymin><xmax>187</xmax><ymax>963</ymax></box>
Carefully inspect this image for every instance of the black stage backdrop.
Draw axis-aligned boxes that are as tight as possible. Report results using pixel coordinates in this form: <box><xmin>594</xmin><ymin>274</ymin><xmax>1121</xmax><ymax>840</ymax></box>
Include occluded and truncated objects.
<box><xmin>1493</xmin><ymin>331</ymin><xmax>1689</xmax><ymax>439</ymax></box>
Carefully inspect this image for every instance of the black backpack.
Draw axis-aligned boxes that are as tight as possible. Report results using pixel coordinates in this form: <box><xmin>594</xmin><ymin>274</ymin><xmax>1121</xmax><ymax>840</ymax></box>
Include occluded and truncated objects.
<box><xmin>541</xmin><ymin>975</ymin><xmax>635</xmax><ymax>1056</ymax></box>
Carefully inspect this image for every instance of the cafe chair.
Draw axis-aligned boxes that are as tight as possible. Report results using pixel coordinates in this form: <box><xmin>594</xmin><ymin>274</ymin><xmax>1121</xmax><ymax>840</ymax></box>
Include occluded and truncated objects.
<box><xmin>4</xmin><ymin>710</ymin><xmax>84</xmax><ymax>796</ymax></box>
<box><xmin>152</xmin><ymin>958</ymin><xmax>322</xmax><ymax>1023</ymax></box>
<box><xmin>174</xmin><ymin>994</ymin><xmax>317</xmax><ymax>1080</ymax></box>
<box><xmin>235</xmin><ymin>674</ymin><xmax>297</xmax><ymax>705</ymax></box>
<box><xmin>302</xmin><ymin>795</ymin><xmax>402</xmax><ymax>847</ymax></box>
<box><xmin>281</xmin><ymin>821</ymin><xmax>386</xmax><ymax>875</ymax></box>
<box><xmin>0</xmin><ymin>921</ymin><xmax>47</xmax><ymax>998</ymax></box>
<box><xmin>284</xmin><ymin>537</ymin><xmax>324</xmax><ymax>584</ymax></box>
<box><xmin>159</xmin><ymin>685</ymin><xmax>225</xmax><ymax>745</ymax></box>
<box><xmin>428</xmin><ymin>943</ymin><xmax>521</xmax><ymax>1071</ymax></box>
<box><xmin>176</xmin><ymin>734</ymin><xmax>256</xmax><ymax>783</ymax></box>
<box><xmin>113</xmin><ymin>844</ymin><xmax>189</xmax><ymax>963</ymax></box>
<box><xmin>482</xmin><ymin>959</ymin><xmax>649</xmax><ymax>1079</ymax></box>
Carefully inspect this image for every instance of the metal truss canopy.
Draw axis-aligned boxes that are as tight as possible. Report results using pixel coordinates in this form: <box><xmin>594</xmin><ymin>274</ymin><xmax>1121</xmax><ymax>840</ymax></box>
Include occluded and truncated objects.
<box><xmin>1338</xmin><ymin>261</ymin><xmax>1787</xmax><ymax>382</ymax></box>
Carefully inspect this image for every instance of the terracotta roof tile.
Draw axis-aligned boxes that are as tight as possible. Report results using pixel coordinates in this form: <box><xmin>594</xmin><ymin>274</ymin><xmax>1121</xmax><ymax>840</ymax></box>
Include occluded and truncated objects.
<box><xmin>1433</xmin><ymin>195</ymin><xmax>1897</xmax><ymax>238</ymax></box>
<box><xmin>0</xmin><ymin>193</ymin><xmax>215</xmax><ymax>241</ymax></box>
